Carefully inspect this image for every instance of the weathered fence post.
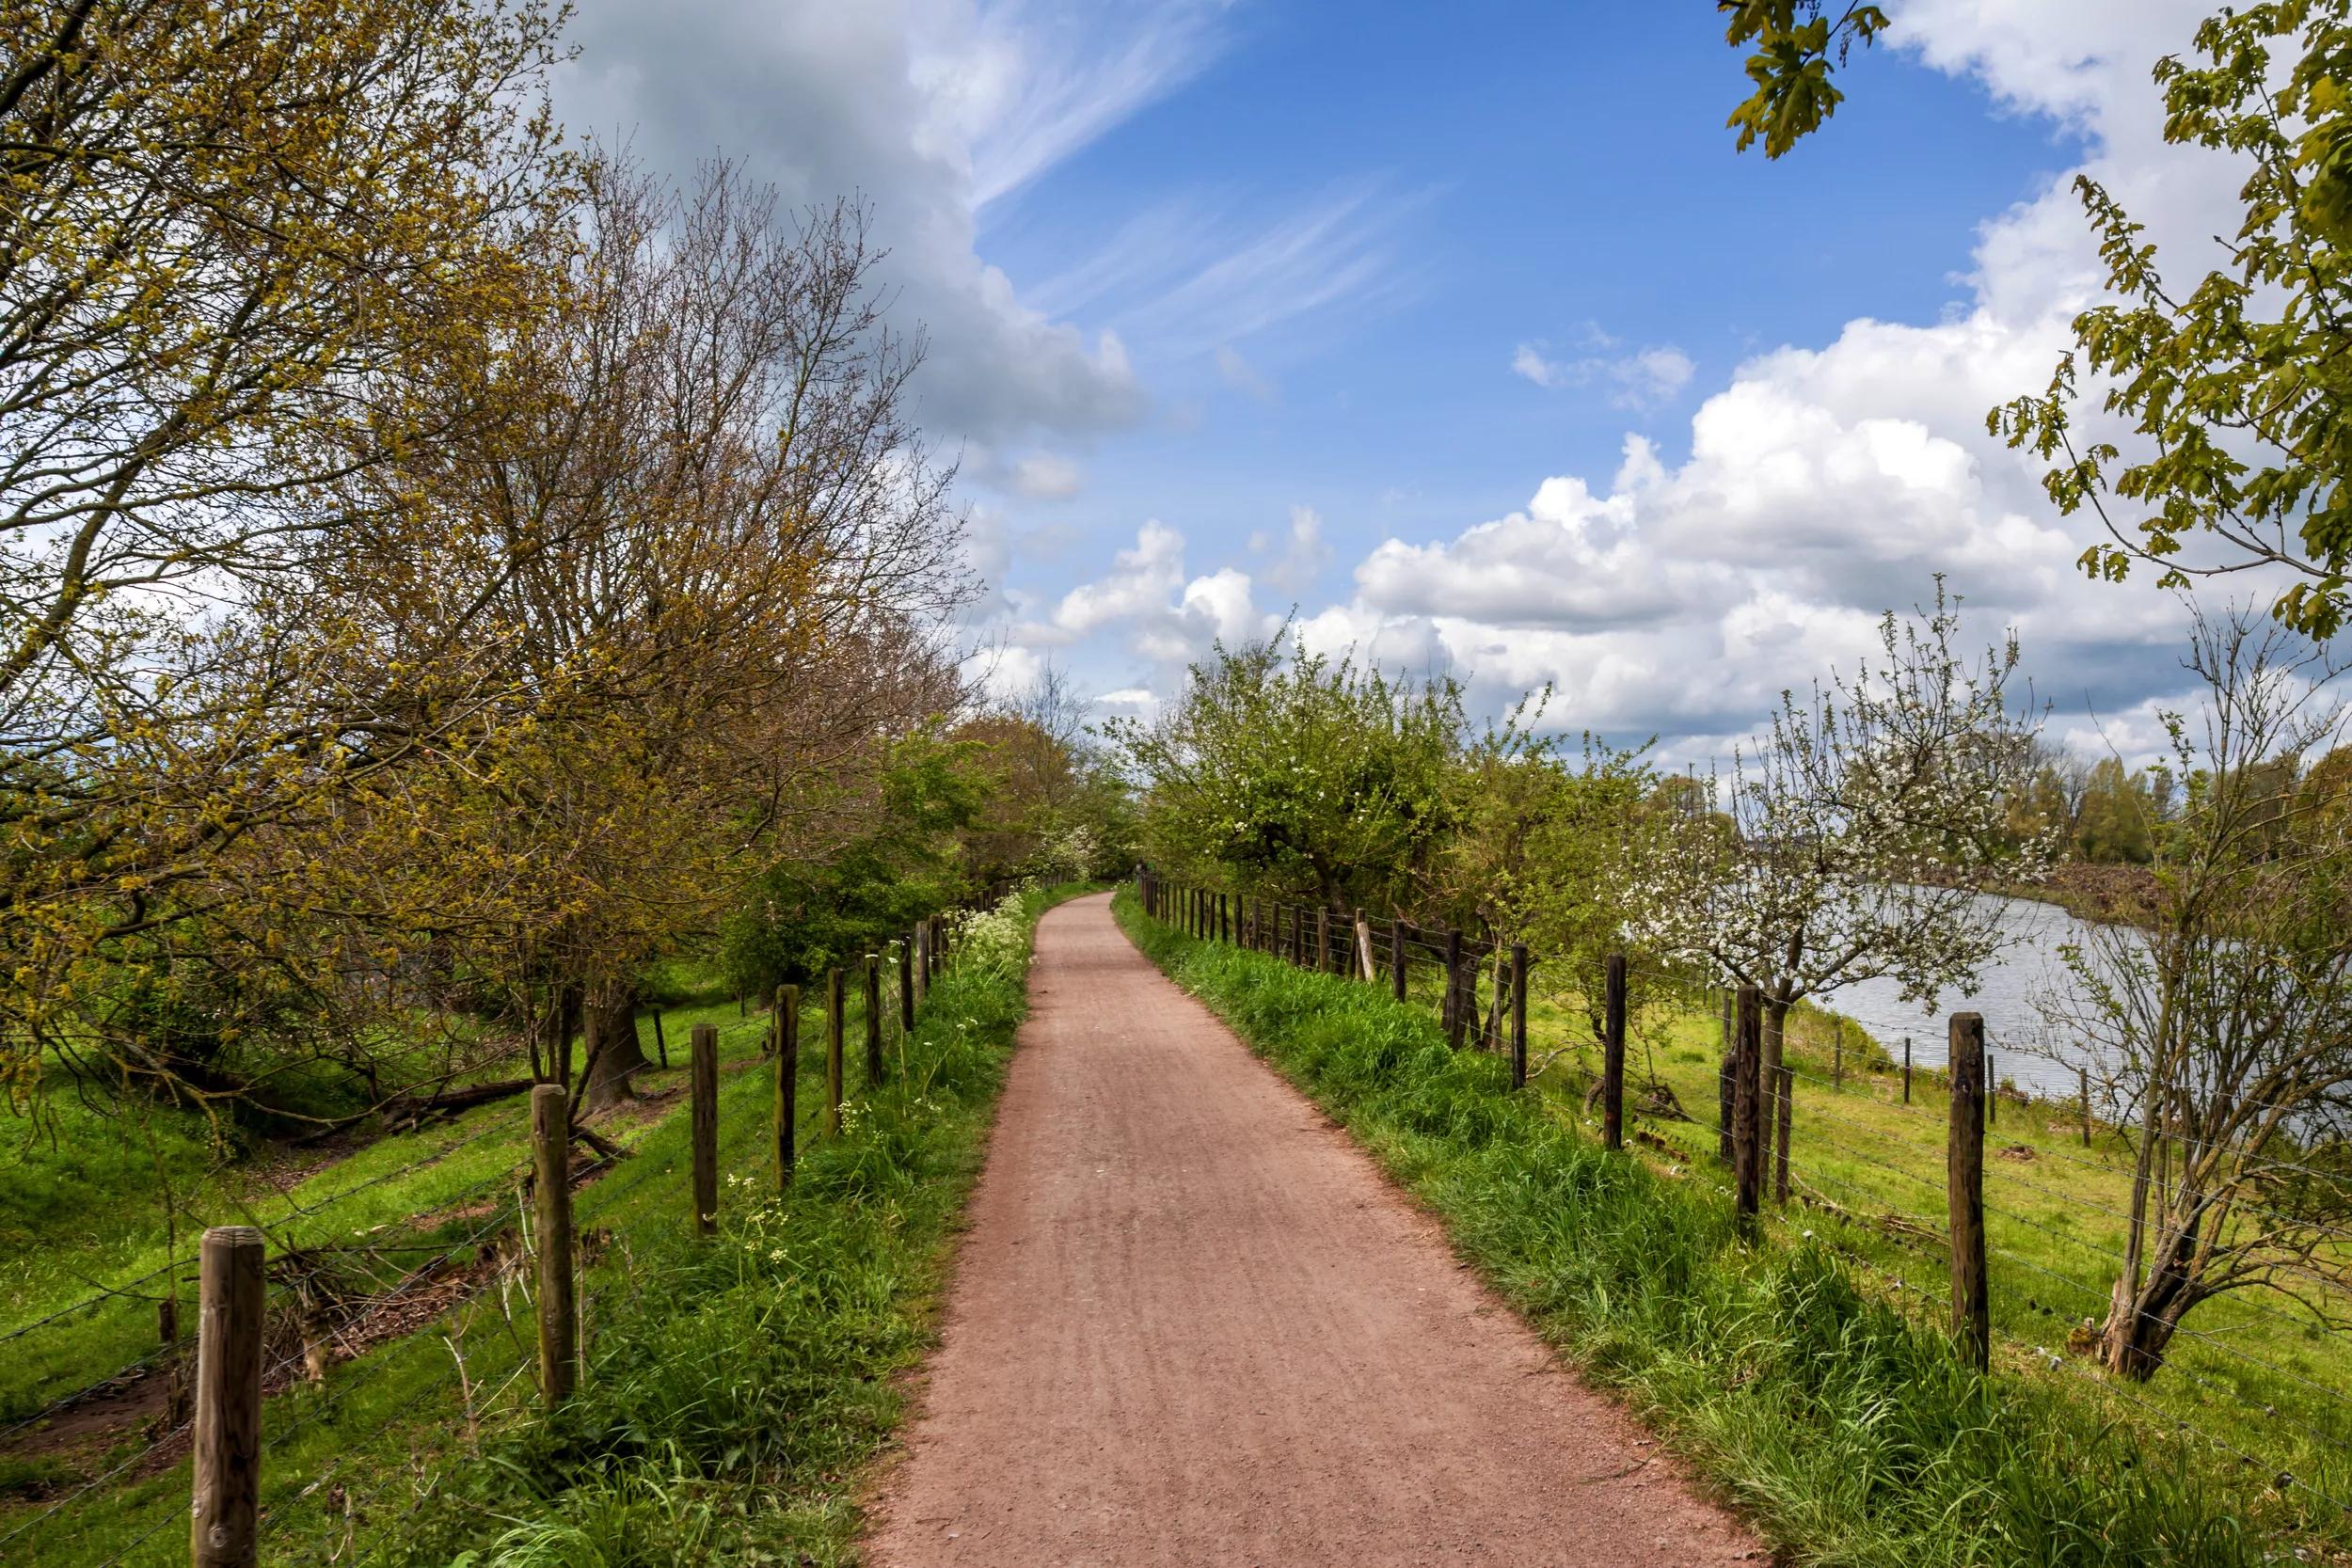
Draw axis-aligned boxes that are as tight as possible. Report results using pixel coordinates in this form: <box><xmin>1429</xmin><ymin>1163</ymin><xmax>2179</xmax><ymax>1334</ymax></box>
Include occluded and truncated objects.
<box><xmin>190</xmin><ymin>1224</ymin><xmax>264</xmax><ymax>1568</ymax></box>
<box><xmin>653</xmin><ymin>1007</ymin><xmax>668</xmax><ymax>1069</ymax></box>
<box><xmin>1773</xmin><ymin>1062</ymin><xmax>1793</xmax><ymax>1205</ymax></box>
<box><xmin>1833</xmin><ymin>1022</ymin><xmax>1843</xmax><ymax>1091</ymax></box>
<box><xmin>826</xmin><ymin>970</ymin><xmax>846</xmax><ymax>1137</ymax></box>
<box><xmin>775</xmin><ymin>985</ymin><xmax>799</xmax><ymax>1190</ymax></box>
<box><xmin>1445</xmin><ymin>928</ymin><xmax>1467</xmax><ymax>1049</ymax></box>
<box><xmin>1732</xmin><ymin>986</ymin><xmax>1763</xmax><ymax>1232</ymax></box>
<box><xmin>1355</xmin><ymin>909</ymin><xmax>1375</xmax><ymax>980</ymax></box>
<box><xmin>1947</xmin><ymin>1012</ymin><xmax>1989</xmax><ymax>1373</ymax></box>
<box><xmin>1986</xmin><ymin>1051</ymin><xmax>1997</xmax><ymax>1128</ymax></box>
<box><xmin>2080</xmin><ymin>1066</ymin><xmax>2092</xmax><ymax>1148</ymax></box>
<box><xmin>1602</xmin><ymin>952</ymin><xmax>1627</xmax><ymax>1150</ymax></box>
<box><xmin>1717</xmin><ymin>990</ymin><xmax>1735</xmax><ymax>1164</ymax></box>
<box><xmin>1509</xmin><ymin>943</ymin><xmax>1529</xmax><ymax>1090</ymax></box>
<box><xmin>1390</xmin><ymin>918</ymin><xmax>1406</xmax><ymax>1003</ymax></box>
<box><xmin>1903</xmin><ymin>1037</ymin><xmax>1913</xmax><ymax>1104</ymax></box>
<box><xmin>691</xmin><ymin>1023</ymin><xmax>719</xmax><ymax>1238</ymax></box>
<box><xmin>528</xmin><ymin>1085</ymin><xmax>578</xmax><ymax>1410</ymax></box>
<box><xmin>913</xmin><ymin>924</ymin><xmax>929</xmax><ymax>1008</ymax></box>
<box><xmin>865</xmin><ymin>954</ymin><xmax>883</xmax><ymax>1086</ymax></box>
<box><xmin>1315</xmin><ymin>906</ymin><xmax>1329</xmax><ymax>974</ymax></box>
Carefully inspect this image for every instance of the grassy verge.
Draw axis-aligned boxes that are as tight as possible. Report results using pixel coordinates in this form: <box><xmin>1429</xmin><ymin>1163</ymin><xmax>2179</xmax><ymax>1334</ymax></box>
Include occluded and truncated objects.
<box><xmin>1115</xmin><ymin>887</ymin><xmax>2287</xmax><ymax>1568</ymax></box>
<box><xmin>9</xmin><ymin>883</ymin><xmax>1084</xmax><ymax>1568</ymax></box>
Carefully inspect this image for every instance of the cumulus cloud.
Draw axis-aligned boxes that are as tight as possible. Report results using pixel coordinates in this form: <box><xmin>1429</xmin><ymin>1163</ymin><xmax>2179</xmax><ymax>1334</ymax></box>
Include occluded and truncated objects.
<box><xmin>1010</xmin><ymin>519</ymin><xmax>1281</xmax><ymax>674</ymax></box>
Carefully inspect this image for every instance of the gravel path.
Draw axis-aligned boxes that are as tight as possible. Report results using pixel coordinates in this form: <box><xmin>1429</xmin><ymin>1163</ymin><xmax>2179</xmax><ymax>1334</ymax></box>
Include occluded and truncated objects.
<box><xmin>866</xmin><ymin>892</ymin><xmax>1760</xmax><ymax>1566</ymax></box>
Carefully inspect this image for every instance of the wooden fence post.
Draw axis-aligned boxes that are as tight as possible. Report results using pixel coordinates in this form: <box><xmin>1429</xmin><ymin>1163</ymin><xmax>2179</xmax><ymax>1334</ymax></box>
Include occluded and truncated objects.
<box><xmin>1833</xmin><ymin>1022</ymin><xmax>1843</xmax><ymax>1090</ymax></box>
<box><xmin>1390</xmin><ymin>918</ymin><xmax>1406</xmax><ymax>1003</ymax></box>
<box><xmin>899</xmin><ymin>941</ymin><xmax>915</xmax><ymax>1036</ymax></box>
<box><xmin>1732</xmin><ymin>986</ymin><xmax>1762</xmax><ymax>1232</ymax></box>
<box><xmin>2080</xmin><ymin>1066</ymin><xmax>2092</xmax><ymax>1148</ymax></box>
<box><xmin>1987</xmin><ymin>1051</ymin><xmax>1997</xmax><ymax>1129</ymax></box>
<box><xmin>1774</xmin><ymin>1062</ymin><xmax>1794</xmax><ymax>1205</ymax></box>
<box><xmin>1602</xmin><ymin>953</ymin><xmax>1627</xmax><ymax>1150</ymax></box>
<box><xmin>1509</xmin><ymin>943</ymin><xmax>1529</xmax><ymax>1090</ymax></box>
<box><xmin>1716</xmin><ymin>990</ymin><xmax>1735</xmax><ymax>1165</ymax></box>
<box><xmin>653</xmin><ymin>1008</ymin><xmax>668</xmax><ymax>1069</ymax></box>
<box><xmin>1947</xmin><ymin>1012</ymin><xmax>1990</xmax><ymax>1373</ymax></box>
<box><xmin>913</xmin><ymin>924</ymin><xmax>929</xmax><ymax>1007</ymax></box>
<box><xmin>528</xmin><ymin>1086</ymin><xmax>578</xmax><ymax>1410</ymax></box>
<box><xmin>1355</xmin><ymin>909</ymin><xmax>1375</xmax><ymax>981</ymax></box>
<box><xmin>775</xmin><ymin>985</ymin><xmax>799</xmax><ymax>1191</ymax></box>
<box><xmin>1315</xmin><ymin>907</ymin><xmax>1329</xmax><ymax>974</ymax></box>
<box><xmin>865</xmin><ymin>954</ymin><xmax>883</xmax><ymax>1086</ymax></box>
<box><xmin>190</xmin><ymin>1224</ymin><xmax>264</xmax><ymax>1568</ymax></box>
<box><xmin>1903</xmin><ymin>1037</ymin><xmax>1913</xmax><ymax>1104</ymax></box>
<box><xmin>826</xmin><ymin>969</ymin><xmax>846</xmax><ymax>1136</ymax></box>
<box><xmin>691</xmin><ymin>1023</ymin><xmax>719</xmax><ymax>1238</ymax></box>
<box><xmin>1444</xmin><ymin>928</ymin><xmax>1466</xmax><ymax>1049</ymax></box>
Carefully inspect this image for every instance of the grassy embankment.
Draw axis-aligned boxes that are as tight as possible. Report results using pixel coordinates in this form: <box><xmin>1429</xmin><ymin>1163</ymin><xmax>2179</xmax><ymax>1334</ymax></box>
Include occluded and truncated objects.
<box><xmin>1117</xmin><ymin>886</ymin><xmax>2343</xmax><ymax>1568</ymax></box>
<box><xmin>4</xmin><ymin>883</ymin><xmax>1082</xmax><ymax>1567</ymax></box>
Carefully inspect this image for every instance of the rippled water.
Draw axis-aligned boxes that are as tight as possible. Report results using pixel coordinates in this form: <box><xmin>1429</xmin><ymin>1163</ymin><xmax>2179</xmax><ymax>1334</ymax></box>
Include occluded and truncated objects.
<box><xmin>1822</xmin><ymin>891</ymin><xmax>2122</xmax><ymax>1101</ymax></box>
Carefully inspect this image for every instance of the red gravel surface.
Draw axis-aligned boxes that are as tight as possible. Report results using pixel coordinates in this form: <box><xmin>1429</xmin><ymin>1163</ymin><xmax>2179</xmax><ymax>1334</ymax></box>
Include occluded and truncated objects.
<box><xmin>866</xmin><ymin>893</ymin><xmax>1761</xmax><ymax>1566</ymax></box>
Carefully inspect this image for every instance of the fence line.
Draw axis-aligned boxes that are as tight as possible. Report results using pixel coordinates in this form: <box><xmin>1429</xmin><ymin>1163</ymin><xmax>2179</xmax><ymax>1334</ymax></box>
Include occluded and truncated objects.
<box><xmin>1137</xmin><ymin>867</ymin><xmax>2352</xmax><ymax>1529</ymax></box>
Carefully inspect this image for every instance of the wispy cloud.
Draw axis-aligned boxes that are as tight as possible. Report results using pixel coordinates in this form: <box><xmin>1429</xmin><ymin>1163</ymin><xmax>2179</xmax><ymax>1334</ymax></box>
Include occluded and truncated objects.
<box><xmin>916</xmin><ymin>0</ymin><xmax>1237</xmax><ymax>214</ymax></box>
<box><xmin>1512</xmin><ymin>327</ymin><xmax>1693</xmax><ymax>409</ymax></box>
<box><xmin>1033</xmin><ymin>180</ymin><xmax>1422</xmax><ymax>360</ymax></box>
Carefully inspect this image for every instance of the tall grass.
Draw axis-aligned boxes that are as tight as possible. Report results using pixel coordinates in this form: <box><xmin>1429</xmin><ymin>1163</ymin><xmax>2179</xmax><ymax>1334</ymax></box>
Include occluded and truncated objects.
<box><xmin>1114</xmin><ymin>888</ymin><xmax>2268</xmax><ymax>1568</ymax></box>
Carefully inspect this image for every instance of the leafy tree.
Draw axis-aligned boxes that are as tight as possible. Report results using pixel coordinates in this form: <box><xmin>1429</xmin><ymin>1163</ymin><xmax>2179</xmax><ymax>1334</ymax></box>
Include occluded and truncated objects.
<box><xmin>2076</xmin><ymin>757</ymin><xmax>2160</xmax><ymax>864</ymax></box>
<box><xmin>721</xmin><ymin>733</ymin><xmax>984</xmax><ymax>998</ymax></box>
<box><xmin>1107</xmin><ymin>636</ymin><xmax>1466</xmax><ymax>913</ymax></box>
<box><xmin>1990</xmin><ymin>2</ymin><xmax>2352</xmax><ymax>637</ymax></box>
<box><xmin>1720</xmin><ymin>1</ymin><xmax>1888</xmax><ymax>158</ymax></box>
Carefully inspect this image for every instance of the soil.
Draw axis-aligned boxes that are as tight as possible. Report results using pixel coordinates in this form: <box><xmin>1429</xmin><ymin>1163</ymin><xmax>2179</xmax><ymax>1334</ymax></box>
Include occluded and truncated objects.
<box><xmin>865</xmin><ymin>893</ymin><xmax>1764</xmax><ymax>1567</ymax></box>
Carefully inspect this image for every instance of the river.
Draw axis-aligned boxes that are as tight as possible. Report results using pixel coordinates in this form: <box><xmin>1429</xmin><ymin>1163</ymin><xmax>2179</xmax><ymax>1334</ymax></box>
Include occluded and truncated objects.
<box><xmin>1823</xmin><ymin>890</ymin><xmax>2122</xmax><ymax>1101</ymax></box>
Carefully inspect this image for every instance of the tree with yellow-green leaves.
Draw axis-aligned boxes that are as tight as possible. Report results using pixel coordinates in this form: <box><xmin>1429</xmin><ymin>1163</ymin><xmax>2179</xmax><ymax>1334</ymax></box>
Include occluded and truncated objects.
<box><xmin>0</xmin><ymin>0</ymin><xmax>574</xmax><ymax>1118</ymax></box>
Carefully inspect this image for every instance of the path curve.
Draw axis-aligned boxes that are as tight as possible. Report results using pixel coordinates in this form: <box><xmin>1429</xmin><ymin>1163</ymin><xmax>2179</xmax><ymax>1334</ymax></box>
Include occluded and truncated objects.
<box><xmin>866</xmin><ymin>893</ymin><xmax>1758</xmax><ymax>1566</ymax></box>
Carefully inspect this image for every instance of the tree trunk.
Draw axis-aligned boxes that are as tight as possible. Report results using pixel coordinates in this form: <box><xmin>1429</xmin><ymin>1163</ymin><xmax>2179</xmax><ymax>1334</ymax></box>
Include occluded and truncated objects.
<box><xmin>2100</xmin><ymin>1209</ymin><xmax>2206</xmax><ymax>1380</ymax></box>
<box><xmin>579</xmin><ymin>990</ymin><xmax>650</xmax><ymax>1115</ymax></box>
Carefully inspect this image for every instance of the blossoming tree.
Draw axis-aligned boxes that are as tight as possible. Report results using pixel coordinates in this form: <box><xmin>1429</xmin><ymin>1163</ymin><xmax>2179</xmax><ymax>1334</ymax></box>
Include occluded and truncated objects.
<box><xmin>1629</xmin><ymin>583</ymin><xmax>2053</xmax><ymax>1182</ymax></box>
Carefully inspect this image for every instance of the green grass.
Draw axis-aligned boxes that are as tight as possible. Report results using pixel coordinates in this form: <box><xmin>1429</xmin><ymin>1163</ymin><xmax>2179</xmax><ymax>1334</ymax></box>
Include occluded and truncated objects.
<box><xmin>1120</xmin><ymin>888</ymin><xmax>2318</xmax><ymax>1568</ymax></box>
<box><xmin>4</xmin><ymin>884</ymin><xmax>1085</xmax><ymax>1567</ymax></box>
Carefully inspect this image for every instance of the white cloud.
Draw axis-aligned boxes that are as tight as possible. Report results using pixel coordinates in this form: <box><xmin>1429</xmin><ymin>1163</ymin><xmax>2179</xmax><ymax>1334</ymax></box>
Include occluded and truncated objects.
<box><xmin>1511</xmin><ymin>335</ymin><xmax>1694</xmax><ymax>409</ymax></box>
<box><xmin>1510</xmin><ymin>342</ymin><xmax>1566</xmax><ymax>388</ymax></box>
<box><xmin>1248</xmin><ymin>504</ymin><xmax>1330</xmax><ymax>596</ymax></box>
<box><xmin>1011</xmin><ymin>518</ymin><xmax>1281</xmax><ymax>673</ymax></box>
<box><xmin>1033</xmin><ymin>181</ymin><xmax>1420</xmax><ymax>358</ymax></box>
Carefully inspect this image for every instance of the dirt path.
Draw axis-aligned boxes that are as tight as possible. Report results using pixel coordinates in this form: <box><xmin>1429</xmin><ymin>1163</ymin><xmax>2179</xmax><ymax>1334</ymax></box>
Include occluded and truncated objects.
<box><xmin>866</xmin><ymin>893</ymin><xmax>1760</xmax><ymax>1567</ymax></box>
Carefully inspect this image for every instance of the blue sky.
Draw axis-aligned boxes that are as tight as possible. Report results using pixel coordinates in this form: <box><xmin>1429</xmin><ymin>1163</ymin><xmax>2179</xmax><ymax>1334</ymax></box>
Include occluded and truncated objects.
<box><xmin>973</xmin><ymin>0</ymin><xmax>2089</xmax><ymax>596</ymax></box>
<box><xmin>552</xmin><ymin>0</ymin><xmax>2237</xmax><ymax>763</ymax></box>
